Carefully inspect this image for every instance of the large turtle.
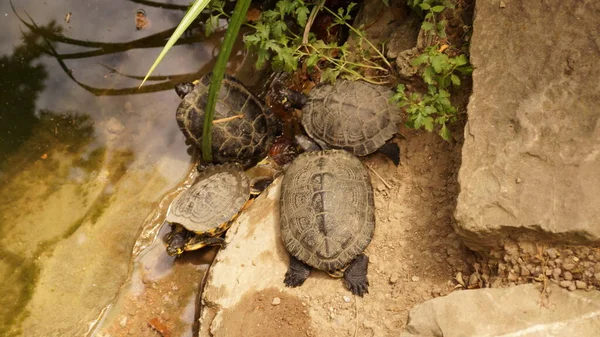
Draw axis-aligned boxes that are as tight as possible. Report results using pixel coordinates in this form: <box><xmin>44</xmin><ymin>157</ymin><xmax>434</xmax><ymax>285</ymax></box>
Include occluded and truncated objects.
<box><xmin>175</xmin><ymin>73</ymin><xmax>280</xmax><ymax>168</ymax></box>
<box><xmin>280</xmin><ymin>149</ymin><xmax>375</xmax><ymax>296</ymax></box>
<box><xmin>165</xmin><ymin>163</ymin><xmax>252</xmax><ymax>256</ymax></box>
<box><xmin>287</xmin><ymin>79</ymin><xmax>402</xmax><ymax>165</ymax></box>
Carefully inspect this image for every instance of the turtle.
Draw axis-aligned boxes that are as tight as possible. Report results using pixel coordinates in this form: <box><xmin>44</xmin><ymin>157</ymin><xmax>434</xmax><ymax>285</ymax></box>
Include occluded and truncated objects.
<box><xmin>284</xmin><ymin>79</ymin><xmax>402</xmax><ymax>165</ymax></box>
<box><xmin>175</xmin><ymin>73</ymin><xmax>280</xmax><ymax>168</ymax></box>
<box><xmin>280</xmin><ymin>149</ymin><xmax>375</xmax><ymax>296</ymax></box>
<box><xmin>164</xmin><ymin>163</ymin><xmax>252</xmax><ymax>257</ymax></box>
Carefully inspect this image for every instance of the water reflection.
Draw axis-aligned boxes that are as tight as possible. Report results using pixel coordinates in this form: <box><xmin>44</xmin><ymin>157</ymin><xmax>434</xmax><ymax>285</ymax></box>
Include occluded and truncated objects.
<box><xmin>0</xmin><ymin>1</ymin><xmax>240</xmax><ymax>336</ymax></box>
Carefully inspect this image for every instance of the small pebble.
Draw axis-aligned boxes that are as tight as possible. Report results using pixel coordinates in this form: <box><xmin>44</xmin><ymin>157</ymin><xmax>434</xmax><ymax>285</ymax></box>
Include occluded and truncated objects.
<box><xmin>552</xmin><ymin>268</ymin><xmax>562</xmax><ymax>279</ymax></box>
<box><xmin>119</xmin><ymin>316</ymin><xmax>128</xmax><ymax>327</ymax></box>
<box><xmin>520</xmin><ymin>267</ymin><xmax>530</xmax><ymax>277</ymax></box>
<box><xmin>559</xmin><ymin>280</ymin><xmax>572</xmax><ymax>288</ymax></box>
<box><xmin>546</xmin><ymin>248</ymin><xmax>558</xmax><ymax>259</ymax></box>
<box><xmin>272</xmin><ymin>297</ymin><xmax>281</xmax><ymax>305</ymax></box>
<box><xmin>411</xmin><ymin>275</ymin><xmax>420</xmax><ymax>282</ymax></box>
<box><xmin>389</xmin><ymin>273</ymin><xmax>399</xmax><ymax>284</ymax></box>
<box><xmin>575</xmin><ymin>281</ymin><xmax>587</xmax><ymax>289</ymax></box>
<box><xmin>568</xmin><ymin>283</ymin><xmax>577</xmax><ymax>291</ymax></box>
<box><xmin>507</xmin><ymin>272</ymin><xmax>518</xmax><ymax>282</ymax></box>
<box><xmin>594</xmin><ymin>273</ymin><xmax>600</xmax><ymax>280</ymax></box>
<box><xmin>564</xmin><ymin>271</ymin><xmax>573</xmax><ymax>281</ymax></box>
<box><xmin>343</xmin><ymin>296</ymin><xmax>351</xmax><ymax>303</ymax></box>
<box><xmin>563</xmin><ymin>263</ymin><xmax>575</xmax><ymax>271</ymax></box>
<box><xmin>468</xmin><ymin>273</ymin><xmax>480</xmax><ymax>287</ymax></box>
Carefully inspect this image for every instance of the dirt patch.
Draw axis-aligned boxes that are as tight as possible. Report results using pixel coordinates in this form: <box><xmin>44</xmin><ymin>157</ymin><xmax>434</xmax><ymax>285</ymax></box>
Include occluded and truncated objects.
<box><xmin>215</xmin><ymin>288</ymin><xmax>311</xmax><ymax>337</ymax></box>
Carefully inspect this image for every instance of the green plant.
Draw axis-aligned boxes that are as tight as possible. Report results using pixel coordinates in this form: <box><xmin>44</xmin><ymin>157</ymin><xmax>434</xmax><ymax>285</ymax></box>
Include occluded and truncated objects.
<box><xmin>408</xmin><ymin>0</ymin><xmax>454</xmax><ymax>40</ymax></box>
<box><xmin>393</xmin><ymin>46</ymin><xmax>471</xmax><ymax>141</ymax></box>
<box><xmin>212</xmin><ymin>1</ymin><xmax>391</xmax><ymax>83</ymax></box>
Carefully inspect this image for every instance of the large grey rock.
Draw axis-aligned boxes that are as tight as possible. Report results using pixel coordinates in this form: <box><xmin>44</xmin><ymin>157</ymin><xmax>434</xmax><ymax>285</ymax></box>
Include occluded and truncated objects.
<box><xmin>455</xmin><ymin>0</ymin><xmax>600</xmax><ymax>249</ymax></box>
<box><xmin>402</xmin><ymin>284</ymin><xmax>600</xmax><ymax>337</ymax></box>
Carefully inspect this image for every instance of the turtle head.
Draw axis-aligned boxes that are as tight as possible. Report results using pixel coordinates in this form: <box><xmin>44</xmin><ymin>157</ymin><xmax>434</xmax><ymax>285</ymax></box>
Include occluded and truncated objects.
<box><xmin>175</xmin><ymin>82</ymin><xmax>195</xmax><ymax>99</ymax></box>
<box><xmin>165</xmin><ymin>224</ymin><xmax>188</xmax><ymax>257</ymax></box>
<box><xmin>166</xmin><ymin>244</ymin><xmax>184</xmax><ymax>257</ymax></box>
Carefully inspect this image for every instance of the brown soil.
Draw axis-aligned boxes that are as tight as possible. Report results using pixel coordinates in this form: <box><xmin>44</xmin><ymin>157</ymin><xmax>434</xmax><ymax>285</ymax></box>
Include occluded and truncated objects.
<box><xmin>215</xmin><ymin>288</ymin><xmax>312</xmax><ymax>337</ymax></box>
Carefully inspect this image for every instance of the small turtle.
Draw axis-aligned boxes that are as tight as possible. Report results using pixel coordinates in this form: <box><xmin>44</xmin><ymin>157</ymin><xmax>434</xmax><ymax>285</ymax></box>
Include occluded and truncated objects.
<box><xmin>286</xmin><ymin>80</ymin><xmax>402</xmax><ymax>165</ymax></box>
<box><xmin>175</xmin><ymin>73</ymin><xmax>280</xmax><ymax>168</ymax></box>
<box><xmin>280</xmin><ymin>150</ymin><xmax>375</xmax><ymax>296</ymax></box>
<box><xmin>165</xmin><ymin>163</ymin><xmax>251</xmax><ymax>256</ymax></box>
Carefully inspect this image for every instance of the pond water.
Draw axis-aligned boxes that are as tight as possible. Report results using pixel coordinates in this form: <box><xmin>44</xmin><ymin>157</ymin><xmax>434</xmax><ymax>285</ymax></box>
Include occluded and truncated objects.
<box><xmin>0</xmin><ymin>1</ymin><xmax>252</xmax><ymax>336</ymax></box>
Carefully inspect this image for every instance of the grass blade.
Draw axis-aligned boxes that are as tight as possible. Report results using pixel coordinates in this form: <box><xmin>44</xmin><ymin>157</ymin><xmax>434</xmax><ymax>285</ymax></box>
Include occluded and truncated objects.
<box><xmin>138</xmin><ymin>0</ymin><xmax>211</xmax><ymax>88</ymax></box>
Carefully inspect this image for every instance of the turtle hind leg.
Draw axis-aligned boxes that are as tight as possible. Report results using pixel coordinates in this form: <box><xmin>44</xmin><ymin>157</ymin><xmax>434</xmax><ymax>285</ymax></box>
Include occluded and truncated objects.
<box><xmin>284</xmin><ymin>255</ymin><xmax>311</xmax><ymax>288</ymax></box>
<box><xmin>377</xmin><ymin>142</ymin><xmax>400</xmax><ymax>166</ymax></box>
<box><xmin>343</xmin><ymin>254</ymin><xmax>369</xmax><ymax>296</ymax></box>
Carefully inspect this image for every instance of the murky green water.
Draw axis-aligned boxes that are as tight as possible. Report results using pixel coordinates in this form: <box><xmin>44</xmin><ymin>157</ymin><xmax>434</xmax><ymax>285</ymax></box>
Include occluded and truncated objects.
<box><xmin>0</xmin><ymin>1</ymin><xmax>254</xmax><ymax>336</ymax></box>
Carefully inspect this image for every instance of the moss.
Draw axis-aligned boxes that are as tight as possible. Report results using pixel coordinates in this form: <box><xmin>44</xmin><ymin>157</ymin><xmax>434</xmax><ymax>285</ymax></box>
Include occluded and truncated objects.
<box><xmin>0</xmin><ymin>249</ymin><xmax>39</xmax><ymax>336</ymax></box>
<box><xmin>73</xmin><ymin>146</ymin><xmax>106</xmax><ymax>173</ymax></box>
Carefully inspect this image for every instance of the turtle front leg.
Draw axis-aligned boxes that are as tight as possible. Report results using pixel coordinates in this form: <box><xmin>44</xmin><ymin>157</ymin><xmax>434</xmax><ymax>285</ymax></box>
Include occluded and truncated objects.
<box><xmin>343</xmin><ymin>254</ymin><xmax>369</xmax><ymax>296</ymax></box>
<box><xmin>284</xmin><ymin>255</ymin><xmax>311</xmax><ymax>288</ymax></box>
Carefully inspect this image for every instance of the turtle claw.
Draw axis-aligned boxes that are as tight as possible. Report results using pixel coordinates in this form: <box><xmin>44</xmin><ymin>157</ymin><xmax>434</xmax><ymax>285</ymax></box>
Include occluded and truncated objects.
<box><xmin>284</xmin><ymin>256</ymin><xmax>311</xmax><ymax>288</ymax></box>
<box><xmin>343</xmin><ymin>254</ymin><xmax>370</xmax><ymax>297</ymax></box>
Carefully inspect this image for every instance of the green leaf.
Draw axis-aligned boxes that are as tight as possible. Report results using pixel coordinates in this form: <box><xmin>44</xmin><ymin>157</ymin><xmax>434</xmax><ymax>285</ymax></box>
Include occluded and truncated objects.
<box><xmin>419</xmin><ymin>3</ymin><xmax>431</xmax><ymax>10</ymax></box>
<box><xmin>205</xmin><ymin>15</ymin><xmax>218</xmax><ymax>36</ymax></box>
<box><xmin>321</xmin><ymin>68</ymin><xmax>339</xmax><ymax>84</ymax></box>
<box><xmin>139</xmin><ymin>0</ymin><xmax>211</xmax><ymax>88</ymax></box>
<box><xmin>296</xmin><ymin>6</ymin><xmax>309</xmax><ymax>27</ymax></box>
<box><xmin>454</xmin><ymin>54</ymin><xmax>468</xmax><ymax>66</ymax></box>
<box><xmin>243</xmin><ymin>33</ymin><xmax>260</xmax><ymax>46</ymax></box>
<box><xmin>423</xmin><ymin>67</ymin><xmax>436</xmax><ymax>85</ymax></box>
<box><xmin>272</xmin><ymin>20</ymin><xmax>288</xmax><ymax>38</ymax></box>
<box><xmin>450</xmin><ymin>74</ymin><xmax>460</xmax><ymax>86</ymax></box>
<box><xmin>306</xmin><ymin>53</ymin><xmax>320</xmax><ymax>67</ymax></box>
<box><xmin>430</xmin><ymin>54</ymin><xmax>449</xmax><ymax>73</ymax></box>
<box><xmin>411</xmin><ymin>53</ymin><xmax>429</xmax><ymax>66</ymax></box>
<box><xmin>265</xmin><ymin>40</ymin><xmax>282</xmax><ymax>53</ymax></box>
<box><xmin>431</xmin><ymin>5</ymin><xmax>446</xmax><ymax>12</ymax></box>
<box><xmin>423</xmin><ymin>105</ymin><xmax>437</xmax><ymax>116</ymax></box>
<box><xmin>255</xmin><ymin>22</ymin><xmax>270</xmax><ymax>40</ymax></box>
<box><xmin>421</xmin><ymin>21</ymin><xmax>434</xmax><ymax>31</ymax></box>
<box><xmin>277</xmin><ymin>0</ymin><xmax>295</xmax><ymax>16</ymax></box>
<box><xmin>439</xmin><ymin>123</ymin><xmax>451</xmax><ymax>141</ymax></box>
<box><xmin>256</xmin><ymin>48</ymin><xmax>270</xmax><ymax>69</ymax></box>
<box><xmin>422</xmin><ymin>116</ymin><xmax>434</xmax><ymax>131</ymax></box>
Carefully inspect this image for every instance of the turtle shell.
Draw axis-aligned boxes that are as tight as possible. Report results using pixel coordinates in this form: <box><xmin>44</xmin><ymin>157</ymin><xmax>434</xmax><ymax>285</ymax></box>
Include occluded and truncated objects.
<box><xmin>166</xmin><ymin>163</ymin><xmax>249</xmax><ymax>233</ymax></box>
<box><xmin>280</xmin><ymin>150</ymin><xmax>375</xmax><ymax>272</ymax></box>
<box><xmin>301</xmin><ymin>80</ymin><xmax>400</xmax><ymax>156</ymax></box>
<box><xmin>176</xmin><ymin>73</ymin><xmax>279</xmax><ymax>168</ymax></box>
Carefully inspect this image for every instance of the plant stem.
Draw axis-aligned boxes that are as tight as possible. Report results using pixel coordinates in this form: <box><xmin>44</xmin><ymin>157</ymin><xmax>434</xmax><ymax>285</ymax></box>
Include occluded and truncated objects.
<box><xmin>201</xmin><ymin>0</ymin><xmax>252</xmax><ymax>163</ymax></box>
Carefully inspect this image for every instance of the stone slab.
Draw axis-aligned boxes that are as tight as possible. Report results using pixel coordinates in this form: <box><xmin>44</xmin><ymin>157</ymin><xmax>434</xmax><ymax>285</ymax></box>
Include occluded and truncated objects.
<box><xmin>455</xmin><ymin>0</ymin><xmax>600</xmax><ymax>249</ymax></box>
<box><xmin>401</xmin><ymin>284</ymin><xmax>600</xmax><ymax>337</ymax></box>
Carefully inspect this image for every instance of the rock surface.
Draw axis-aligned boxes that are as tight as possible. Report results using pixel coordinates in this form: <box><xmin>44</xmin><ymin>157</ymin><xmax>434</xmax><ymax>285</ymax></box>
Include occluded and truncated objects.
<box><xmin>401</xmin><ymin>284</ymin><xmax>600</xmax><ymax>337</ymax></box>
<box><xmin>200</xmin><ymin>127</ymin><xmax>470</xmax><ymax>336</ymax></box>
<box><xmin>455</xmin><ymin>0</ymin><xmax>600</xmax><ymax>249</ymax></box>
